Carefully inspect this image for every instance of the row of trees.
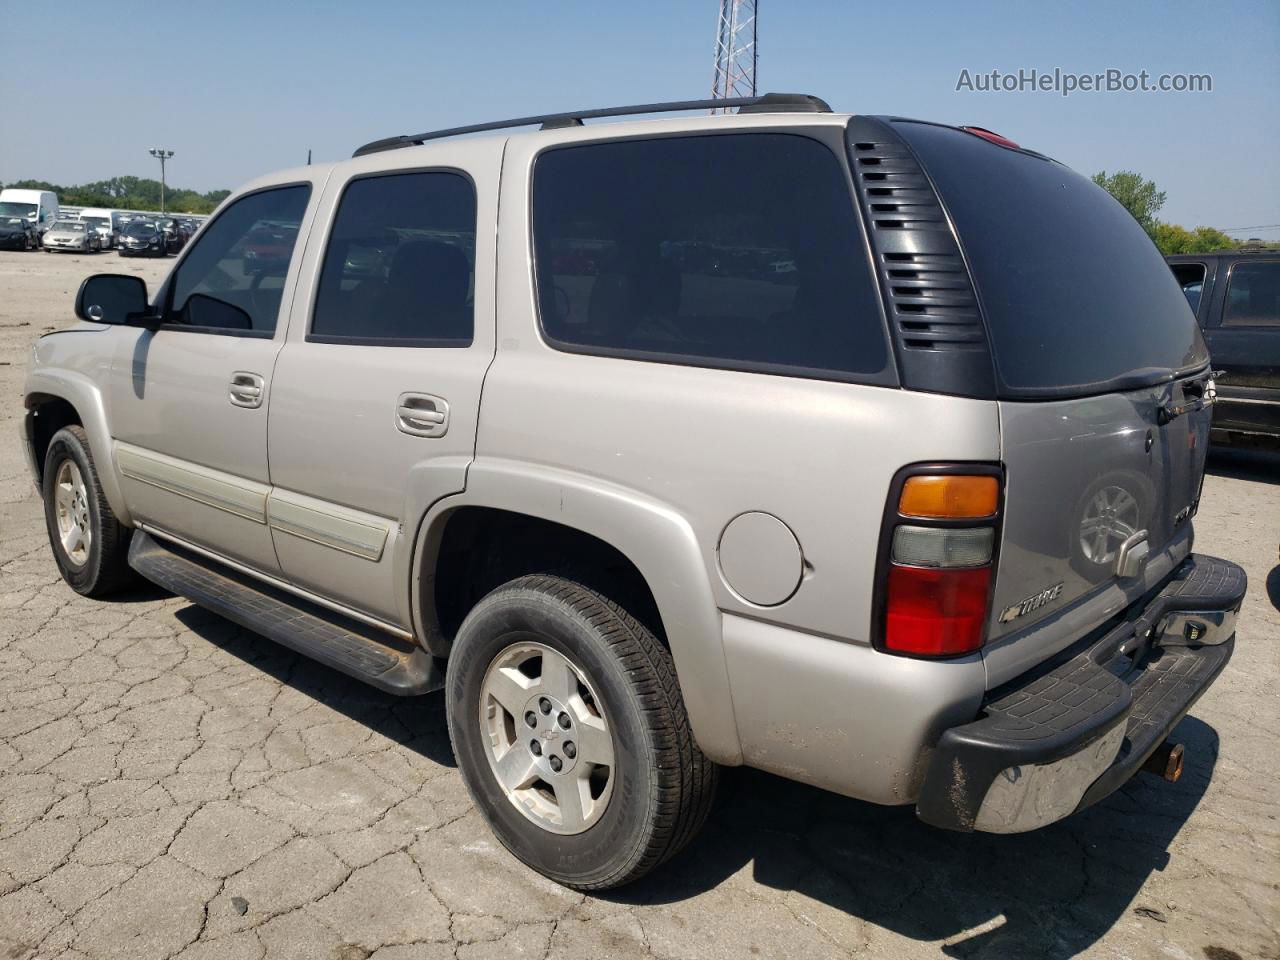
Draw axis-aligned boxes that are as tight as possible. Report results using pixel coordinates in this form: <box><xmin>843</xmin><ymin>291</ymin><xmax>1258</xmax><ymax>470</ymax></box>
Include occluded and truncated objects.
<box><xmin>1090</xmin><ymin>171</ymin><xmax>1246</xmax><ymax>254</ymax></box>
<box><xmin>0</xmin><ymin>177</ymin><xmax>230</xmax><ymax>215</ymax></box>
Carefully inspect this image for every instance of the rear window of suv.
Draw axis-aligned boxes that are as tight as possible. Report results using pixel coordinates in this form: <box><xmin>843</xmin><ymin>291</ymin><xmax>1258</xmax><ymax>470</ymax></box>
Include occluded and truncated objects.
<box><xmin>894</xmin><ymin>121</ymin><xmax>1209</xmax><ymax>397</ymax></box>
<box><xmin>531</xmin><ymin>133</ymin><xmax>891</xmax><ymax>382</ymax></box>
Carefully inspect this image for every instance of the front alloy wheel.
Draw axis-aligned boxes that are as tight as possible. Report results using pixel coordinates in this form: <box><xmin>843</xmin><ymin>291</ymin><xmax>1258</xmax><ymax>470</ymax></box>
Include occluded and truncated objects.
<box><xmin>42</xmin><ymin>425</ymin><xmax>137</xmax><ymax>596</ymax></box>
<box><xmin>52</xmin><ymin>459</ymin><xmax>93</xmax><ymax>566</ymax></box>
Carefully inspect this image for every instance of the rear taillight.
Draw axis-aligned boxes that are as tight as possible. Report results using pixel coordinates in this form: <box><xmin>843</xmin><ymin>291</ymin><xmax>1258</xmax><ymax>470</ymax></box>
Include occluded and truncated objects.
<box><xmin>876</xmin><ymin>466</ymin><xmax>1003</xmax><ymax>658</ymax></box>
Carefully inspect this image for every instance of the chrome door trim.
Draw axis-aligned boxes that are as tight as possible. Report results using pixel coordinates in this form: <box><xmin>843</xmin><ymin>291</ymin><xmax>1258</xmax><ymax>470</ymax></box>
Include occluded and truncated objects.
<box><xmin>137</xmin><ymin>522</ymin><xmax>413</xmax><ymax>640</ymax></box>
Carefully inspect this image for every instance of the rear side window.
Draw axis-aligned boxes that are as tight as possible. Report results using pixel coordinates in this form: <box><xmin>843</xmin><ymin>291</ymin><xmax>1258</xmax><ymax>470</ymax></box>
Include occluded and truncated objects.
<box><xmin>895</xmin><ymin>122</ymin><xmax>1209</xmax><ymax>396</ymax></box>
<box><xmin>311</xmin><ymin>171</ymin><xmax>476</xmax><ymax>345</ymax></box>
<box><xmin>532</xmin><ymin>134</ymin><xmax>889</xmax><ymax>380</ymax></box>
<box><xmin>168</xmin><ymin>185</ymin><xmax>310</xmax><ymax>335</ymax></box>
<box><xmin>1170</xmin><ymin>263</ymin><xmax>1207</xmax><ymax>315</ymax></box>
<box><xmin>1223</xmin><ymin>261</ymin><xmax>1280</xmax><ymax>328</ymax></box>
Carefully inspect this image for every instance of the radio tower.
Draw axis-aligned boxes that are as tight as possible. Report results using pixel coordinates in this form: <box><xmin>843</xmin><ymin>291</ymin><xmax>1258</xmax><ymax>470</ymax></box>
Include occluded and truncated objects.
<box><xmin>710</xmin><ymin>0</ymin><xmax>758</xmax><ymax>113</ymax></box>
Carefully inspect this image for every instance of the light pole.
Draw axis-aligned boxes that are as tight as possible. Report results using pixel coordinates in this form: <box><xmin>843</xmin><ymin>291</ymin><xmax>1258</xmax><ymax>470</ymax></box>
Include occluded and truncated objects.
<box><xmin>148</xmin><ymin>148</ymin><xmax>174</xmax><ymax>214</ymax></box>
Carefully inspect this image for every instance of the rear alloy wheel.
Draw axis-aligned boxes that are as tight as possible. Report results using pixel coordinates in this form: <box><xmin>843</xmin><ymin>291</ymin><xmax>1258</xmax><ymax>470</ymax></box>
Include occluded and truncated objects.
<box><xmin>447</xmin><ymin>574</ymin><xmax>717</xmax><ymax>890</ymax></box>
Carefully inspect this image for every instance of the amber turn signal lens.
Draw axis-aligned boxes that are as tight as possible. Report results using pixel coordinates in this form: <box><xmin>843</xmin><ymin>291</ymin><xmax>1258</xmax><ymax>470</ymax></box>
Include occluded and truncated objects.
<box><xmin>899</xmin><ymin>475</ymin><xmax>999</xmax><ymax>520</ymax></box>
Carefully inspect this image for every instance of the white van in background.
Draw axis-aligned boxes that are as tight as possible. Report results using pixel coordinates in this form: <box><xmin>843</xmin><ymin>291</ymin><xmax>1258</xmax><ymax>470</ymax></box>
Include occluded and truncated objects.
<box><xmin>79</xmin><ymin>207</ymin><xmax>117</xmax><ymax>249</ymax></box>
<box><xmin>0</xmin><ymin>189</ymin><xmax>60</xmax><ymax>242</ymax></box>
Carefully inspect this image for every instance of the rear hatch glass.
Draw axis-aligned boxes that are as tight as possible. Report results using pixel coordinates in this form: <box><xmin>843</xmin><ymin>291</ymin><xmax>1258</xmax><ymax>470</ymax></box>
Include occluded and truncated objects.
<box><xmin>893</xmin><ymin>120</ymin><xmax>1208</xmax><ymax>399</ymax></box>
<box><xmin>893</xmin><ymin>121</ymin><xmax>1212</xmax><ymax>673</ymax></box>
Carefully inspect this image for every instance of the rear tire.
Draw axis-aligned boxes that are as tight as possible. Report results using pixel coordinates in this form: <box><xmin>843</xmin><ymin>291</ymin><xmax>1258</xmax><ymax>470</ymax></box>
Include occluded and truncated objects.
<box><xmin>42</xmin><ymin>426</ymin><xmax>137</xmax><ymax>597</ymax></box>
<box><xmin>446</xmin><ymin>574</ymin><xmax>717</xmax><ymax>890</ymax></box>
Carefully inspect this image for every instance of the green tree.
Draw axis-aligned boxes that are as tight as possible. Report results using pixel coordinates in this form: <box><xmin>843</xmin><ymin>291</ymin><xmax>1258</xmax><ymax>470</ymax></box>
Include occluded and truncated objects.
<box><xmin>1149</xmin><ymin>221</ymin><xmax>1237</xmax><ymax>255</ymax></box>
<box><xmin>1091</xmin><ymin>170</ymin><xmax>1167</xmax><ymax>235</ymax></box>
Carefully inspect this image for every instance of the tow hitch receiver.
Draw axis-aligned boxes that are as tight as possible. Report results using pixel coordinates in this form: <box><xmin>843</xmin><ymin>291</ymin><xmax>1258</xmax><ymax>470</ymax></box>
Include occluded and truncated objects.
<box><xmin>1141</xmin><ymin>741</ymin><xmax>1185</xmax><ymax>782</ymax></box>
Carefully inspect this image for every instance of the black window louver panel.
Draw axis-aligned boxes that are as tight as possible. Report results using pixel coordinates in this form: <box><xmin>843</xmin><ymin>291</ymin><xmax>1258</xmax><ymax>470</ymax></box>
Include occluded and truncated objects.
<box><xmin>845</xmin><ymin>117</ymin><xmax>996</xmax><ymax>398</ymax></box>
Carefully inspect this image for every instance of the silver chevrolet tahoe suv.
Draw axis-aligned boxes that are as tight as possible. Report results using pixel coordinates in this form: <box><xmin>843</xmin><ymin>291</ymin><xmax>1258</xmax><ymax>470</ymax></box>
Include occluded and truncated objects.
<box><xmin>23</xmin><ymin>94</ymin><xmax>1247</xmax><ymax>890</ymax></box>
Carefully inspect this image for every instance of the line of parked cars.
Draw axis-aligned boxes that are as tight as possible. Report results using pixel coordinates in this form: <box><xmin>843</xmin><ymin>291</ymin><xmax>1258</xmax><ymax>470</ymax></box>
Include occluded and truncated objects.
<box><xmin>0</xmin><ymin>186</ymin><xmax>205</xmax><ymax>256</ymax></box>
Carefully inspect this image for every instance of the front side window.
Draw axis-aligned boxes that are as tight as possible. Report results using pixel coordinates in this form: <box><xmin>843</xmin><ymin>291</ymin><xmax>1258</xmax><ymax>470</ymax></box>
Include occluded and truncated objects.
<box><xmin>532</xmin><ymin>133</ymin><xmax>889</xmax><ymax>380</ymax></box>
<box><xmin>167</xmin><ymin>185</ymin><xmax>311</xmax><ymax>335</ymax></box>
<box><xmin>311</xmin><ymin>171</ymin><xmax>476</xmax><ymax>345</ymax></box>
<box><xmin>1223</xmin><ymin>261</ymin><xmax>1280</xmax><ymax>328</ymax></box>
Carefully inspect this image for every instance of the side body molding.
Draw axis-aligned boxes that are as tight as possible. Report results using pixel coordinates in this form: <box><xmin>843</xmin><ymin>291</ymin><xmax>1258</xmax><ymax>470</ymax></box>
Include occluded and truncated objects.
<box><xmin>24</xmin><ymin>363</ymin><xmax>133</xmax><ymax>526</ymax></box>
<box><xmin>410</xmin><ymin>457</ymin><xmax>744</xmax><ymax>766</ymax></box>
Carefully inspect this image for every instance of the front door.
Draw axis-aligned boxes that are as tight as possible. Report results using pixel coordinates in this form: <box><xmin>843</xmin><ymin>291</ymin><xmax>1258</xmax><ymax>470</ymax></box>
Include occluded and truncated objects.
<box><xmin>108</xmin><ymin>183</ymin><xmax>316</xmax><ymax>574</ymax></box>
<box><xmin>266</xmin><ymin>148</ymin><xmax>498</xmax><ymax>627</ymax></box>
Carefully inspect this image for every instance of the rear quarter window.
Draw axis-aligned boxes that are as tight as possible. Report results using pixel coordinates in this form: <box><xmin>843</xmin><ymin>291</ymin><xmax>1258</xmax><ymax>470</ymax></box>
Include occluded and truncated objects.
<box><xmin>895</xmin><ymin>122</ymin><xmax>1209</xmax><ymax>396</ymax></box>
<box><xmin>531</xmin><ymin>133</ymin><xmax>891</xmax><ymax>382</ymax></box>
<box><xmin>1223</xmin><ymin>260</ymin><xmax>1280</xmax><ymax>328</ymax></box>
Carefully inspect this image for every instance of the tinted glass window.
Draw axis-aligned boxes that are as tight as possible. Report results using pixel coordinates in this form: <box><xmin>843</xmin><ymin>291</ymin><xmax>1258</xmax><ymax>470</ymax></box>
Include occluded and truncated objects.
<box><xmin>1170</xmin><ymin>263</ymin><xmax>1207</xmax><ymax>314</ymax></box>
<box><xmin>896</xmin><ymin>122</ymin><xmax>1209</xmax><ymax>396</ymax></box>
<box><xmin>1223</xmin><ymin>261</ymin><xmax>1280</xmax><ymax>328</ymax></box>
<box><xmin>532</xmin><ymin>134</ymin><xmax>888</xmax><ymax>379</ymax></box>
<box><xmin>168</xmin><ymin>185</ymin><xmax>310</xmax><ymax>335</ymax></box>
<box><xmin>311</xmin><ymin>172</ymin><xmax>476</xmax><ymax>344</ymax></box>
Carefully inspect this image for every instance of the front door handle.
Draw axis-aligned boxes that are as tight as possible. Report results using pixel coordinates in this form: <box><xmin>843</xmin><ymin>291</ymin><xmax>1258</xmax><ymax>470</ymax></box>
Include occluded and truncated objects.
<box><xmin>396</xmin><ymin>392</ymin><xmax>449</xmax><ymax>438</ymax></box>
<box><xmin>229</xmin><ymin>371</ymin><xmax>265</xmax><ymax>408</ymax></box>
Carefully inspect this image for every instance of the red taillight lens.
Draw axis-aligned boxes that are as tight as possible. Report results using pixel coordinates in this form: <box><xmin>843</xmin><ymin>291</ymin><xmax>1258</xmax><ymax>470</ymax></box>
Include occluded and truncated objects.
<box><xmin>885</xmin><ymin>565</ymin><xmax>992</xmax><ymax>656</ymax></box>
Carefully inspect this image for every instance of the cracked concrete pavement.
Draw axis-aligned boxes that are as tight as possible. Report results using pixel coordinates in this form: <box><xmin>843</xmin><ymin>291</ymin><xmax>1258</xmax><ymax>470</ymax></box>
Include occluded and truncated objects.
<box><xmin>1</xmin><ymin>250</ymin><xmax>1277</xmax><ymax>959</ymax></box>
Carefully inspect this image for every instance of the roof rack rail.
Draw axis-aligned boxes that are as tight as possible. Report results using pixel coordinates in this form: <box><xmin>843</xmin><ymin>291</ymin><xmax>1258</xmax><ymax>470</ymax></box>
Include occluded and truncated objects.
<box><xmin>352</xmin><ymin>93</ymin><xmax>832</xmax><ymax>158</ymax></box>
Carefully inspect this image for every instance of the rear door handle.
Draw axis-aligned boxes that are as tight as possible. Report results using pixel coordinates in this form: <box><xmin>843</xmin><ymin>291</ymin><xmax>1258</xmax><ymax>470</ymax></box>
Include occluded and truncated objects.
<box><xmin>229</xmin><ymin>371</ymin><xmax>265</xmax><ymax>408</ymax></box>
<box><xmin>396</xmin><ymin>392</ymin><xmax>449</xmax><ymax>438</ymax></box>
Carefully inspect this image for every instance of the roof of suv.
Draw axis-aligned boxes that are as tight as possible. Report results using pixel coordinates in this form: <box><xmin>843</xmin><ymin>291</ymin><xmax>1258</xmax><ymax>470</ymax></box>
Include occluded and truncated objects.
<box><xmin>351</xmin><ymin>93</ymin><xmax>837</xmax><ymax>157</ymax></box>
<box><xmin>235</xmin><ymin>102</ymin><xmax>858</xmax><ymax>199</ymax></box>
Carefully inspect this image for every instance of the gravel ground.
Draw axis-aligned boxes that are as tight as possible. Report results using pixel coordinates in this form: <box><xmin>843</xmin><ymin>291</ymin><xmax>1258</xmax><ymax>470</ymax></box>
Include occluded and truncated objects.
<box><xmin>1</xmin><ymin>249</ymin><xmax>1277</xmax><ymax>960</ymax></box>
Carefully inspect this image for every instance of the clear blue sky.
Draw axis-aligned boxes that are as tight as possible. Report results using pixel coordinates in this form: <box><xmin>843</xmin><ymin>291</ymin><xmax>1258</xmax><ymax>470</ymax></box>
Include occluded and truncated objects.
<box><xmin>2</xmin><ymin>0</ymin><xmax>1276</xmax><ymax>237</ymax></box>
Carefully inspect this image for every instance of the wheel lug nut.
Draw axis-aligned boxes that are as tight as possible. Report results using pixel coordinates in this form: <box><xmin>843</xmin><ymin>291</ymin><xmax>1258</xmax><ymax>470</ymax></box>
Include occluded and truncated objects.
<box><xmin>524</xmin><ymin>711</ymin><xmax>537</xmax><ymax>728</ymax></box>
<box><xmin>530</xmin><ymin>739</ymin><xmax>542</xmax><ymax>756</ymax></box>
<box><xmin>548</xmin><ymin>755</ymin><xmax>563</xmax><ymax>772</ymax></box>
<box><xmin>557</xmin><ymin>712</ymin><xmax>571</xmax><ymax>729</ymax></box>
<box><xmin>538</xmin><ymin>697</ymin><xmax>552</xmax><ymax>715</ymax></box>
<box><xmin>563</xmin><ymin>741</ymin><xmax>576</xmax><ymax>759</ymax></box>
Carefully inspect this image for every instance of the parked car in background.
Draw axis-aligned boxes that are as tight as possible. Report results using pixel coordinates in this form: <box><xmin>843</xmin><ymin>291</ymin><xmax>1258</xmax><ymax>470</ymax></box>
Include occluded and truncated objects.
<box><xmin>79</xmin><ymin>208</ymin><xmax>117</xmax><ymax>249</ymax></box>
<box><xmin>0</xmin><ymin>214</ymin><xmax>40</xmax><ymax>250</ymax></box>
<box><xmin>42</xmin><ymin>219</ymin><xmax>102</xmax><ymax>253</ymax></box>
<box><xmin>0</xmin><ymin>188</ymin><xmax>59</xmax><ymax>242</ymax></box>
<box><xmin>241</xmin><ymin>222</ymin><xmax>298</xmax><ymax>275</ymax></box>
<box><xmin>25</xmin><ymin>95</ymin><xmax>1246</xmax><ymax>891</ymax></box>
<box><xmin>1168</xmin><ymin>252</ymin><xmax>1280</xmax><ymax>442</ymax></box>
<box><xmin>117</xmin><ymin>219</ymin><xmax>178</xmax><ymax>257</ymax></box>
<box><xmin>158</xmin><ymin>217</ymin><xmax>191</xmax><ymax>252</ymax></box>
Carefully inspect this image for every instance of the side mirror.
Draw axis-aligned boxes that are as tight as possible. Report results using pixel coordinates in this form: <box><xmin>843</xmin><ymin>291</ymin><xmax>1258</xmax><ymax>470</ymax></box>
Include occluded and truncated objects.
<box><xmin>75</xmin><ymin>274</ymin><xmax>149</xmax><ymax>325</ymax></box>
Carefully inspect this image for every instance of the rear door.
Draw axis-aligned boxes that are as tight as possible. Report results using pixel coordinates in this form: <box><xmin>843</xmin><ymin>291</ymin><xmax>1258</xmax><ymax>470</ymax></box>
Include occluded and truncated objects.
<box><xmin>265</xmin><ymin>144</ymin><xmax>498</xmax><ymax>629</ymax></box>
<box><xmin>892</xmin><ymin>121</ymin><xmax>1214</xmax><ymax>684</ymax></box>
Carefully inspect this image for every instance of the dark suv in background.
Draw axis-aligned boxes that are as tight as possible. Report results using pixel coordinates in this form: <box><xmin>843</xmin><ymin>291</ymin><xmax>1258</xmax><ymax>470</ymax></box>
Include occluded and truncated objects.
<box><xmin>1168</xmin><ymin>252</ymin><xmax>1280</xmax><ymax>443</ymax></box>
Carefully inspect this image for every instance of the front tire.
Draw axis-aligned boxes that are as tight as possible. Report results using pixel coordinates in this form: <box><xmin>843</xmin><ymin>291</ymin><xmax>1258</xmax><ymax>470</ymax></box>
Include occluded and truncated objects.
<box><xmin>42</xmin><ymin>426</ymin><xmax>136</xmax><ymax>597</ymax></box>
<box><xmin>446</xmin><ymin>574</ymin><xmax>717</xmax><ymax>890</ymax></box>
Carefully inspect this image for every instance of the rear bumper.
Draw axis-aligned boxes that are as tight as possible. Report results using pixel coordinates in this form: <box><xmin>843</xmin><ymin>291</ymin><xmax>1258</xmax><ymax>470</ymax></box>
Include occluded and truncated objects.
<box><xmin>917</xmin><ymin>553</ymin><xmax>1245</xmax><ymax>833</ymax></box>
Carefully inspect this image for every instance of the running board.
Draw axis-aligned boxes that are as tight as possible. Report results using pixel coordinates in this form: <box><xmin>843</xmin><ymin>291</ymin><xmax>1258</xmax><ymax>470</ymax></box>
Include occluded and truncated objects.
<box><xmin>128</xmin><ymin>531</ymin><xmax>443</xmax><ymax>696</ymax></box>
